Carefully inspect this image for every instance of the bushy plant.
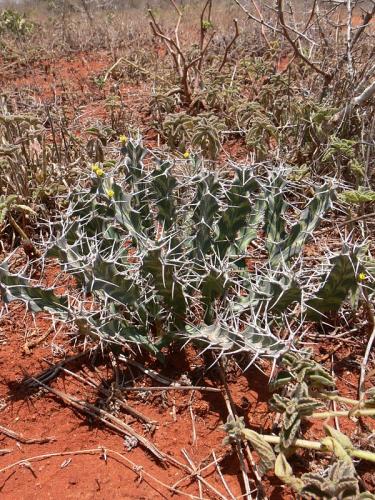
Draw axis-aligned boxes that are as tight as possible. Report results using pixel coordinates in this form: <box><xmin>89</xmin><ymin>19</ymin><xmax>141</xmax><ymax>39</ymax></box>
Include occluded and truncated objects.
<box><xmin>160</xmin><ymin>112</ymin><xmax>224</xmax><ymax>159</ymax></box>
<box><xmin>0</xmin><ymin>9</ymin><xmax>34</xmax><ymax>37</ymax></box>
<box><xmin>0</xmin><ymin>106</ymin><xmax>82</xmax><ymax>243</ymax></box>
<box><xmin>223</xmin><ymin>351</ymin><xmax>375</xmax><ymax>497</ymax></box>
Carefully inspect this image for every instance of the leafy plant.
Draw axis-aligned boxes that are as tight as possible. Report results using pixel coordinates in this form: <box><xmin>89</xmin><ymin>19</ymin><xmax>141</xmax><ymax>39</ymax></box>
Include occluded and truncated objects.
<box><xmin>0</xmin><ymin>107</ymin><xmax>82</xmax><ymax>244</ymax></box>
<box><xmin>322</xmin><ymin>136</ymin><xmax>357</xmax><ymax>163</ymax></box>
<box><xmin>0</xmin><ymin>9</ymin><xmax>34</xmax><ymax>37</ymax></box>
<box><xmin>191</xmin><ymin>114</ymin><xmax>224</xmax><ymax>159</ymax></box>
<box><xmin>222</xmin><ymin>349</ymin><xmax>375</xmax><ymax>497</ymax></box>
<box><xmin>340</xmin><ymin>189</ymin><xmax>375</xmax><ymax>204</ymax></box>
<box><xmin>0</xmin><ymin>194</ymin><xmax>36</xmax><ymax>241</ymax></box>
<box><xmin>162</xmin><ymin>112</ymin><xmax>195</xmax><ymax>152</ymax></box>
<box><xmin>161</xmin><ymin>112</ymin><xmax>224</xmax><ymax>159</ymax></box>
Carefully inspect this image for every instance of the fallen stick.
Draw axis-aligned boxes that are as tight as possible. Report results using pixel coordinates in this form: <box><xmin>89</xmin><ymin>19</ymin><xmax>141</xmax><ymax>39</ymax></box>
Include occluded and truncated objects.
<box><xmin>119</xmin><ymin>354</ymin><xmax>173</xmax><ymax>385</ymax></box>
<box><xmin>24</xmin><ymin>351</ymin><xmax>89</xmax><ymax>388</ymax></box>
<box><xmin>0</xmin><ymin>449</ymin><xmax>12</xmax><ymax>456</ymax></box>
<box><xmin>359</xmin><ymin>299</ymin><xmax>375</xmax><ymax>402</ymax></box>
<box><xmin>0</xmin><ymin>425</ymin><xmax>55</xmax><ymax>445</ymax></box>
<box><xmin>23</xmin><ymin>326</ymin><xmax>53</xmax><ymax>354</ymax></box>
<box><xmin>43</xmin><ymin>360</ymin><xmax>156</xmax><ymax>427</ymax></box>
<box><xmin>32</xmin><ymin>377</ymin><xmax>188</xmax><ymax>472</ymax></box>
<box><xmin>116</xmin><ymin>385</ymin><xmax>221</xmax><ymax>393</ymax></box>
<box><xmin>218</xmin><ymin>362</ymin><xmax>255</xmax><ymax>500</ymax></box>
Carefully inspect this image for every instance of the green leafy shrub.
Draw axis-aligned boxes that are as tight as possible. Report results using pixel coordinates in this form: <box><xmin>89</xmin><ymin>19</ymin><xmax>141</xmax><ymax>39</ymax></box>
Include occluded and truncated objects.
<box><xmin>339</xmin><ymin>189</ymin><xmax>375</xmax><ymax>204</ymax></box>
<box><xmin>0</xmin><ymin>9</ymin><xmax>34</xmax><ymax>37</ymax></box>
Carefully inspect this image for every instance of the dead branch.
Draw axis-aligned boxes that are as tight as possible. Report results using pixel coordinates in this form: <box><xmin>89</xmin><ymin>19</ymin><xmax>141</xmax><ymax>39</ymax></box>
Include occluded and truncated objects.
<box><xmin>330</xmin><ymin>79</ymin><xmax>375</xmax><ymax>127</ymax></box>
<box><xmin>232</xmin><ymin>0</ymin><xmax>281</xmax><ymax>35</ymax></box>
<box><xmin>0</xmin><ymin>425</ymin><xmax>55</xmax><ymax>445</ymax></box>
<box><xmin>31</xmin><ymin>377</ymin><xmax>175</xmax><ymax>465</ymax></box>
<box><xmin>218</xmin><ymin>19</ymin><xmax>240</xmax><ymax>72</ymax></box>
<box><xmin>250</xmin><ymin>0</ymin><xmax>271</xmax><ymax>48</ymax></box>
<box><xmin>277</xmin><ymin>0</ymin><xmax>331</xmax><ymax>80</ymax></box>
<box><xmin>359</xmin><ymin>297</ymin><xmax>375</xmax><ymax>402</ymax></box>
<box><xmin>199</xmin><ymin>0</ymin><xmax>213</xmax><ymax>71</ymax></box>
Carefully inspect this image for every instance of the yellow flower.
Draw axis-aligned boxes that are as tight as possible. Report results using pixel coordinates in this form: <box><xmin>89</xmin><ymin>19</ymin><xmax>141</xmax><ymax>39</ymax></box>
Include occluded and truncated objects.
<box><xmin>106</xmin><ymin>189</ymin><xmax>114</xmax><ymax>199</ymax></box>
<box><xmin>183</xmin><ymin>151</ymin><xmax>190</xmax><ymax>159</ymax></box>
<box><xmin>358</xmin><ymin>272</ymin><xmax>366</xmax><ymax>281</ymax></box>
<box><xmin>91</xmin><ymin>163</ymin><xmax>100</xmax><ymax>172</ymax></box>
<box><xmin>95</xmin><ymin>168</ymin><xmax>104</xmax><ymax>177</ymax></box>
<box><xmin>119</xmin><ymin>135</ymin><xmax>127</xmax><ymax>145</ymax></box>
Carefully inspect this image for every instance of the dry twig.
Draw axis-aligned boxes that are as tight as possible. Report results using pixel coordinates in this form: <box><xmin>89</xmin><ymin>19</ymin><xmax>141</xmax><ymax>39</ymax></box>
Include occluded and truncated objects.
<box><xmin>0</xmin><ymin>425</ymin><xmax>55</xmax><ymax>445</ymax></box>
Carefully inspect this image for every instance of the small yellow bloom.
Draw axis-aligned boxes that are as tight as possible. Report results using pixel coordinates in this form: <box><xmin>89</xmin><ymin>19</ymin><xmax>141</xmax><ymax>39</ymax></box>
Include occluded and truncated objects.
<box><xmin>119</xmin><ymin>135</ymin><xmax>127</xmax><ymax>145</ymax></box>
<box><xmin>106</xmin><ymin>189</ymin><xmax>114</xmax><ymax>199</ymax></box>
<box><xmin>96</xmin><ymin>168</ymin><xmax>104</xmax><ymax>177</ymax></box>
<box><xmin>183</xmin><ymin>151</ymin><xmax>190</xmax><ymax>159</ymax></box>
<box><xmin>358</xmin><ymin>272</ymin><xmax>366</xmax><ymax>281</ymax></box>
<box><xmin>91</xmin><ymin>163</ymin><xmax>100</xmax><ymax>172</ymax></box>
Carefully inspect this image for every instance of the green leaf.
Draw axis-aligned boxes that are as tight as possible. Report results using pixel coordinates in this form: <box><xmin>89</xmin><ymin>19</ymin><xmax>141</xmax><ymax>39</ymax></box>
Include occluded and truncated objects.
<box><xmin>340</xmin><ymin>189</ymin><xmax>375</xmax><ymax>204</ymax></box>
<box><xmin>275</xmin><ymin>453</ymin><xmax>304</xmax><ymax>492</ymax></box>
<box><xmin>91</xmin><ymin>256</ymin><xmax>140</xmax><ymax>306</ymax></box>
<box><xmin>150</xmin><ymin>161</ymin><xmax>177</xmax><ymax>230</ymax></box>
<box><xmin>306</xmin><ymin>254</ymin><xmax>357</xmax><ymax>319</ymax></box>
<box><xmin>264</xmin><ymin>175</ymin><xmax>286</xmax><ymax>256</ymax></box>
<box><xmin>192</xmin><ymin>173</ymin><xmax>220</xmax><ymax>256</ymax></box>
<box><xmin>243</xmin><ymin>429</ymin><xmax>276</xmax><ymax>475</ymax></box>
<box><xmin>188</xmin><ymin>322</ymin><xmax>285</xmax><ymax>356</ymax></box>
<box><xmin>0</xmin><ymin>265</ymin><xmax>68</xmax><ymax>314</ymax></box>
<box><xmin>235</xmin><ymin>197</ymin><xmax>266</xmax><ymax>256</ymax></box>
<box><xmin>271</xmin><ymin>184</ymin><xmax>333</xmax><ymax>265</ymax></box>
<box><xmin>201</xmin><ymin>270</ymin><xmax>227</xmax><ymax>324</ymax></box>
<box><xmin>214</xmin><ymin>169</ymin><xmax>259</xmax><ymax>259</ymax></box>
<box><xmin>142</xmin><ymin>248</ymin><xmax>186</xmax><ymax>327</ymax></box>
<box><xmin>323</xmin><ymin>425</ymin><xmax>353</xmax><ymax>451</ymax></box>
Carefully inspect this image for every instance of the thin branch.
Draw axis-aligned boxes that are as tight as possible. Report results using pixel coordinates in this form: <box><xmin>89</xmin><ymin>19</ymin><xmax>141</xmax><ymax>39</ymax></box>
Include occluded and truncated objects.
<box><xmin>232</xmin><ymin>0</ymin><xmax>282</xmax><ymax>34</ymax></box>
<box><xmin>0</xmin><ymin>447</ymin><xmax>201</xmax><ymax>498</ymax></box>
<box><xmin>277</xmin><ymin>0</ymin><xmax>331</xmax><ymax>79</ymax></box>
<box><xmin>168</xmin><ymin>0</ymin><xmax>183</xmax><ymax>68</ymax></box>
<box><xmin>250</xmin><ymin>0</ymin><xmax>271</xmax><ymax>47</ymax></box>
<box><xmin>346</xmin><ymin>0</ymin><xmax>354</xmax><ymax>79</ymax></box>
<box><xmin>218</xmin><ymin>19</ymin><xmax>240</xmax><ymax>72</ymax></box>
<box><xmin>0</xmin><ymin>425</ymin><xmax>55</xmax><ymax>445</ymax></box>
<box><xmin>233</xmin><ymin>0</ymin><xmax>316</xmax><ymax>43</ymax></box>
<box><xmin>359</xmin><ymin>297</ymin><xmax>375</xmax><ymax>401</ymax></box>
<box><xmin>330</xmin><ymin>80</ymin><xmax>375</xmax><ymax>126</ymax></box>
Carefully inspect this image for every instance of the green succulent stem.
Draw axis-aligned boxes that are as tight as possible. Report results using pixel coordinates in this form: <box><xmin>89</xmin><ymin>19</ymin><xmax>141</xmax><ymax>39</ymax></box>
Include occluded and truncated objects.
<box><xmin>310</xmin><ymin>408</ymin><xmax>375</xmax><ymax>419</ymax></box>
<box><xmin>242</xmin><ymin>430</ymin><xmax>375</xmax><ymax>463</ymax></box>
<box><xmin>317</xmin><ymin>392</ymin><xmax>360</xmax><ymax>406</ymax></box>
<box><xmin>350</xmin><ymin>449</ymin><xmax>375</xmax><ymax>463</ymax></box>
<box><xmin>243</xmin><ymin>432</ymin><xmax>322</xmax><ymax>450</ymax></box>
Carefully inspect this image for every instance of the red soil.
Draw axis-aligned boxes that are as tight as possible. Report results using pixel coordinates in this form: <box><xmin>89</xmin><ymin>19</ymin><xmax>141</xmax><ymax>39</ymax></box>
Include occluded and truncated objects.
<box><xmin>0</xmin><ymin>301</ymin><xmax>257</xmax><ymax>499</ymax></box>
<box><xmin>1</xmin><ymin>51</ymin><xmax>109</xmax><ymax>98</ymax></box>
<box><xmin>1</xmin><ymin>255</ymin><xmax>374</xmax><ymax>499</ymax></box>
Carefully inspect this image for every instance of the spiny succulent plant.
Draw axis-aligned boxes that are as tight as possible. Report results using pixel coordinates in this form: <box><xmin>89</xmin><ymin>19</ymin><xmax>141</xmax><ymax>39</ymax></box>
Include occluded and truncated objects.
<box><xmin>0</xmin><ymin>140</ymin><xmax>363</xmax><ymax>358</ymax></box>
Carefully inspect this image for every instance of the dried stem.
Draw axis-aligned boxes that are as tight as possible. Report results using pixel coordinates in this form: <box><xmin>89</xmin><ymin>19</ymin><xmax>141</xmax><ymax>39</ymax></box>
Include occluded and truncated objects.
<box><xmin>218</xmin><ymin>19</ymin><xmax>240</xmax><ymax>72</ymax></box>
